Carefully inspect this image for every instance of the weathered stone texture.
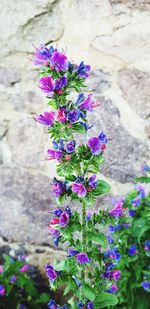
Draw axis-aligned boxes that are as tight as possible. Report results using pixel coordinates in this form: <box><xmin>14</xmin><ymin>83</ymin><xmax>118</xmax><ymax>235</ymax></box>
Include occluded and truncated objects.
<box><xmin>118</xmin><ymin>68</ymin><xmax>150</xmax><ymax>119</ymax></box>
<box><xmin>0</xmin><ymin>0</ymin><xmax>150</xmax><ymax>262</ymax></box>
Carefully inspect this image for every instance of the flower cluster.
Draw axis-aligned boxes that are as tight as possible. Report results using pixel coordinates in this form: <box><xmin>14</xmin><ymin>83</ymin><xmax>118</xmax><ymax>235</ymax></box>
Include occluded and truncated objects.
<box><xmin>33</xmin><ymin>45</ymin><xmax>119</xmax><ymax>309</ymax></box>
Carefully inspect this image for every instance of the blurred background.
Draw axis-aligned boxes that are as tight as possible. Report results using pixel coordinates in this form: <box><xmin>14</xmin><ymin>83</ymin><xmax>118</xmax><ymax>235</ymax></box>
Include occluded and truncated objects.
<box><xmin>0</xmin><ymin>0</ymin><xmax>150</xmax><ymax>270</ymax></box>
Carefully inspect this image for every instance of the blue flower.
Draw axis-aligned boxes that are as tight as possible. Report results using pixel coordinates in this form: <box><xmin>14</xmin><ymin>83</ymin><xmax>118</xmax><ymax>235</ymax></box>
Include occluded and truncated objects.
<box><xmin>76</xmin><ymin>93</ymin><xmax>85</xmax><ymax>105</ymax></box>
<box><xmin>141</xmin><ymin>281</ymin><xmax>150</xmax><ymax>291</ymax></box>
<box><xmin>128</xmin><ymin>244</ymin><xmax>137</xmax><ymax>256</ymax></box>
<box><xmin>76</xmin><ymin>61</ymin><xmax>91</xmax><ymax>78</ymax></box>
<box><xmin>129</xmin><ymin>210</ymin><xmax>136</xmax><ymax>217</ymax></box>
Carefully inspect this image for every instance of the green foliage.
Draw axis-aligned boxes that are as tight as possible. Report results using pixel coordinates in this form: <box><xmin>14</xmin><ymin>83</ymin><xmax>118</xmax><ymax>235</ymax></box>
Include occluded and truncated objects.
<box><xmin>0</xmin><ymin>255</ymin><xmax>49</xmax><ymax>309</ymax></box>
<box><xmin>106</xmin><ymin>180</ymin><xmax>150</xmax><ymax>309</ymax></box>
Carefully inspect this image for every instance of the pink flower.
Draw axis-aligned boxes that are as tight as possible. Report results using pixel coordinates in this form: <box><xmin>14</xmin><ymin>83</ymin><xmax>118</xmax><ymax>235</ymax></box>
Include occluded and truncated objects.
<box><xmin>0</xmin><ymin>265</ymin><xmax>3</xmax><ymax>273</ymax></box>
<box><xmin>57</xmin><ymin>109</ymin><xmax>66</xmax><ymax>123</ymax></box>
<box><xmin>47</xmin><ymin>149</ymin><xmax>64</xmax><ymax>160</ymax></box>
<box><xmin>109</xmin><ymin>201</ymin><xmax>124</xmax><ymax>217</ymax></box>
<box><xmin>65</xmin><ymin>155</ymin><xmax>71</xmax><ymax>161</ymax></box>
<box><xmin>38</xmin><ymin>76</ymin><xmax>55</xmax><ymax>97</ymax></box>
<box><xmin>72</xmin><ymin>182</ymin><xmax>87</xmax><ymax>198</ymax></box>
<box><xmin>80</xmin><ymin>94</ymin><xmax>100</xmax><ymax>111</ymax></box>
<box><xmin>51</xmin><ymin>51</ymin><xmax>69</xmax><ymax>72</ymax></box>
<box><xmin>34</xmin><ymin>111</ymin><xmax>55</xmax><ymax>126</ymax></box>
<box><xmin>19</xmin><ymin>264</ymin><xmax>29</xmax><ymax>273</ymax></box>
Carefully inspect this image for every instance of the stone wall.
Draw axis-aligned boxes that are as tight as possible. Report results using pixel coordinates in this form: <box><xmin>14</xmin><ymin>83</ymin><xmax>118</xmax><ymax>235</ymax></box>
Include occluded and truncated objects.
<box><xmin>0</xmin><ymin>0</ymin><xmax>150</xmax><ymax>270</ymax></box>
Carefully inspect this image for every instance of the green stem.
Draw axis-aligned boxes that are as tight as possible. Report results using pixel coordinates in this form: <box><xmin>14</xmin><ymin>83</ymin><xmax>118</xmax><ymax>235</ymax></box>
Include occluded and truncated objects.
<box><xmin>80</xmin><ymin>200</ymin><xmax>87</xmax><ymax>301</ymax></box>
<box><xmin>82</xmin><ymin>200</ymin><xmax>86</xmax><ymax>252</ymax></box>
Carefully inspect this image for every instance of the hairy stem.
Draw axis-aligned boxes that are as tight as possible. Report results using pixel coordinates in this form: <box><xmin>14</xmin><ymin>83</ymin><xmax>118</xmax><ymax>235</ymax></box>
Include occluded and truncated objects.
<box><xmin>80</xmin><ymin>200</ymin><xmax>87</xmax><ymax>301</ymax></box>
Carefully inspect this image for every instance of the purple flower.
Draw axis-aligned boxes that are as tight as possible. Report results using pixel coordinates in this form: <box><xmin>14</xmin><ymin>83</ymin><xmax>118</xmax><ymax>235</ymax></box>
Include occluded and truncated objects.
<box><xmin>38</xmin><ymin>76</ymin><xmax>55</xmax><ymax>97</ymax></box>
<box><xmin>80</xmin><ymin>94</ymin><xmax>99</xmax><ymax>111</ymax></box>
<box><xmin>76</xmin><ymin>61</ymin><xmax>91</xmax><ymax>78</ymax></box>
<box><xmin>66</xmin><ymin>140</ymin><xmax>76</xmax><ymax>153</ymax></box>
<box><xmin>33</xmin><ymin>45</ymin><xmax>54</xmax><ymax>65</ymax></box>
<box><xmin>86</xmin><ymin>212</ymin><xmax>91</xmax><ymax>221</ymax></box>
<box><xmin>105</xmin><ymin>263</ymin><xmax>115</xmax><ymax>271</ymax></box>
<box><xmin>76</xmin><ymin>252</ymin><xmax>90</xmax><ymax>264</ymax></box>
<box><xmin>51</xmin><ymin>51</ymin><xmax>69</xmax><ymax>72</ymax></box>
<box><xmin>10</xmin><ymin>275</ymin><xmax>17</xmax><ymax>284</ymax></box>
<box><xmin>19</xmin><ymin>264</ymin><xmax>29</xmax><ymax>273</ymax></box>
<box><xmin>55</xmin><ymin>76</ymin><xmax>68</xmax><ymax>90</ymax></box>
<box><xmin>52</xmin><ymin>179</ymin><xmax>66</xmax><ymax>198</ymax></box>
<box><xmin>136</xmin><ymin>184</ymin><xmax>145</xmax><ymax>198</ymax></box>
<box><xmin>67</xmin><ymin>109</ymin><xmax>81</xmax><ymax>123</ymax></box>
<box><xmin>47</xmin><ymin>149</ymin><xmax>64</xmax><ymax>160</ymax></box>
<box><xmin>107</xmin><ymin>236</ymin><xmax>114</xmax><ymax>244</ymax></box>
<box><xmin>109</xmin><ymin>248</ymin><xmax>121</xmax><ymax>261</ymax></box>
<box><xmin>59</xmin><ymin>212</ymin><xmax>70</xmax><ymax>227</ymax></box>
<box><xmin>34</xmin><ymin>111</ymin><xmax>55</xmax><ymax>126</ymax></box>
<box><xmin>144</xmin><ymin>240</ymin><xmax>150</xmax><ymax>251</ymax></box>
<box><xmin>88</xmin><ymin>175</ymin><xmax>97</xmax><ymax>189</ymax></box>
<box><xmin>53</xmin><ymin>208</ymin><xmax>63</xmax><ymax>217</ymax></box>
<box><xmin>88</xmin><ymin>137</ymin><xmax>101</xmax><ymax>155</ymax></box>
<box><xmin>128</xmin><ymin>244</ymin><xmax>137</xmax><ymax>256</ymax></box>
<box><xmin>72</xmin><ymin>182</ymin><xmax>87</xmax><ymax>198</ymax></box>
<box><xmin>131</xmin><ymin>198</ymin><xmax>141</xmax><ymax>207</ymax></box>
<box><xmin>45</xmin><ymin>265</ymin><xmax>58</xmax><ymax>282</ymax></box>
<box><xmin>86</xmin><ymin>302</ymin><xmax>94</xmax><ymax>309</ymax></box>
<box><xmin>48</xmin><ymin>227</ymin><xmax>60</xmax><ymax>237</ymax></box>
<box><xmin>68</xmin><ymin>248</ymin><xmax>79</xmax><ymax>257</ymax></box>
<box><xmin>19</xmin><ymin>305</ymin><xmax>25</xmax><ymax>309</ymax></box>
<box><xmin>109</xmin><ymin>201</ymin><xmax>124</xmax><ymax>217</ymax></box>
<box><xmin>107</xmin><ymin>283</ymin><xmax>118</xmax><ymax>294</ymax></box>
<box><xmin>102</xmin><ymin>270</ymin><xmax>121</xmax><ymax>281</ymax></box>
<box><xmin>48</xmin><ymin>299</ymin><xmax>58</xmax><ymax>309</ymax></box>
<box><xmin>0</xmin><ymin>284</ymin><xmax>5</xmax><ymax>296</ymax></box>
<box><xmin>141</xmin><ymin>281</ymin><xmax>150</xmax><ymax>290</ymax></box>
<box><xmin>77</xmin><ymin>303</ymin><xmax>84</xmax><ymax>308</ymax></box>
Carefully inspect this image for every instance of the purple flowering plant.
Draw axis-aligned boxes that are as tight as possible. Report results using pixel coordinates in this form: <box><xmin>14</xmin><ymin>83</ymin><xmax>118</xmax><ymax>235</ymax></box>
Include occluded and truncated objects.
<box><xmin>0</xmin><ymin>254</ymin><xmax>49</xmax><ymax>308</ymax></box>
<box><xmin>33</xmin><ymin>45</ymin><xmax>122</xmax><ymax>309</ymax></box>
<box><xmin>104</xmin><ymin>168</ymin><xmax>150</xmax><ymax>308</ymax></box>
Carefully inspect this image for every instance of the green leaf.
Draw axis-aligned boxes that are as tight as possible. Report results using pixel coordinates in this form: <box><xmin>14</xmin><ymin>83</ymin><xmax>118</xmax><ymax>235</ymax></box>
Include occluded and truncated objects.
<box><xmin>93</xmin><ymin>180</ymin><xmax>111</xmax><ymax>196</ymax></box>
<box><xmin>95</xmin><ymin>292</ymin><xmax>118</xmax><ymax>308</ymax></box>
<box><xmin>54</xmin><ymin>260</ymin><xmax>67</xmax><ymax>271</ymax></box>
<box><xmin>72</xmin><ymin>123</ymin><xmax>85</xmax><ymax>134</ymax></box>
<box><xmin>87</xmin><ymin>232</ymin><xmax>107</xmax><ymax>249</ymax></box>
<box><xmin>34</xmin><ymin>293</ymin><xmax>50</xmax><ymax>304</ymax></box>
<box><xmin>132</xmin><ymin>218</ymin><xmax>150</xmax><ymax>243</ymax></box>
<box><xmin>135</xmin><ymin>176</ymin><xmax>150</xmax><ymax>183</ymax></box>
<box><xmin>63</xmin><ymin>279</ymin><xmax>76</xmax><ymax>296</ymax></box>
<box><xmin>82</xmin><ymin>284</ymin><xmax>96</xmax><ymax>301</ymax></box>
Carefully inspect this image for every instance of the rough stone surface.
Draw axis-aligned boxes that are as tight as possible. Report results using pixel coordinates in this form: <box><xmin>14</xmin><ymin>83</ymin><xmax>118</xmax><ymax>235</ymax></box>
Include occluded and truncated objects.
<box><xmin>0</xmin><ymin>167</ymin><xmax>53</xmax><ymax>244</ymax></box>
<box><xmin>118</xmin><ymin>68</ymin><xmax>150</xmax><ymax>119</ymax></box>
<box><xmin>0</xmin><ymin>0</ymin><xmax>150</xmax><ymax>266</ymax></box>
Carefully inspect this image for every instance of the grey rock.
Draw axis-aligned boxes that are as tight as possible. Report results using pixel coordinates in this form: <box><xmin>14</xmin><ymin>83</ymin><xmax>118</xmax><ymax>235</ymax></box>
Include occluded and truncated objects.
<box><xmin>0</xmin><ymin>67</ymin><xmax>21</xmax><ymax>87</ymax></box>
<box><xmin>0</xmin><ymin>120</ymin><xmax>8</xmax><ymax>139</ymax></box>
<box><xmin>110</xmin><ymin>0</ymin><xmax>150</xmax><ymax>11</ymax></box>
<box><xmin>88</xmin><ymin>98</ymin><xmax>149</xmax><ymax>183</ymax></box>
<box><xmin>9</xmin><ymin>91</ymin><xmax>42</xmax><ymax>112</ymax></box>
<box><xmin>85</xmin><ymin>69</ymin><xmax>111</xmax><ymax>93</ymax></box>
<box><xmin>6</xmin><ymin>114</ymin><xmax>48</xmax><ymax>169</ymax></box>
<box><xmin>0</xmin><ymin>166</ymin><xmax>53</xmax><ymax>245</ymax></box>
<box><xmin>118</xmin><ymin>68</ymin><xmax>150</xmax><ymax>119</ymax></box>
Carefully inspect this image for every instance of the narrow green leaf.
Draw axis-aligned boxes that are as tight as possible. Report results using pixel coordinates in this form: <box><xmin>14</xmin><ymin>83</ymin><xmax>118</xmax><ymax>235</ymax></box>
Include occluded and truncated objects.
<box><xmin>95</xmin><ymin>292</ymin><xmax>118</xmax><ymax>308</ymax></box>
<box><xmin>82</xmin><ymin>284</ymin><xmax>96</xmax><ymax>301</ymax></box>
